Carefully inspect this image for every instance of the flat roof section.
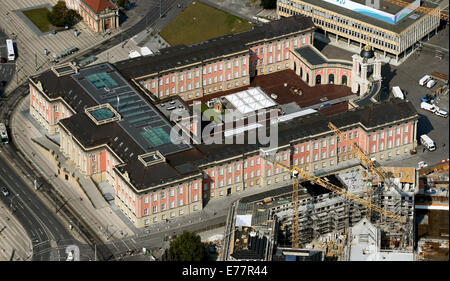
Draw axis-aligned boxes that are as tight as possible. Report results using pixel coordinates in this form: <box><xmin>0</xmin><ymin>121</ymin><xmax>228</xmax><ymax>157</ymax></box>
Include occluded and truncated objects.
<box><xmin>299</xmin><ymin>0</ymin><xmax>438</xmax><ymax>33</ymax></box>
<box><xmin>71</xmin><ymin>63</ymin><xmax>192</xmax><ymax>156</ymax></box>
<box><xmin>86</xmin><ymin>72</ymin><xmax>118</xmax><ymax>89</ymax></box>
<box><xmin>191</xmin><ymin>69</ymin><xmax>354</xmax><ymax>112</ymax></box>
<box><xmin>90</xmin><ymin>107</ymin><xmax>116</xmax><ymax>121</ymax></box>
<box><xmin>295</xmin><ymin>45</ymin><xmax>328</xmax><ymax>65</ymax></box>
<box><xmin>223</xmin><ymin>87</ymin><xmax>277</xmax><ymax>115</ymax></box>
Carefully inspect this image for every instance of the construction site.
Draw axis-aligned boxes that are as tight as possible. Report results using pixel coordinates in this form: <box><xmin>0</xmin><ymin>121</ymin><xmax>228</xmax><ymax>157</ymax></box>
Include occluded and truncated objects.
<box><xmin>222</xmin><ymin>122</ymin><xmax>420</xmax><ymax>261</ymax></box>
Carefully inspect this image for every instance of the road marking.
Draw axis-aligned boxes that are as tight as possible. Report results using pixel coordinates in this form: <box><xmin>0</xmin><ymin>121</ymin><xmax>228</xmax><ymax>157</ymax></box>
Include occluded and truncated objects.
<box><xmin>122</xmin><ymin>239</ymin><xmax>130</xmax><ymax>249</ymax></box>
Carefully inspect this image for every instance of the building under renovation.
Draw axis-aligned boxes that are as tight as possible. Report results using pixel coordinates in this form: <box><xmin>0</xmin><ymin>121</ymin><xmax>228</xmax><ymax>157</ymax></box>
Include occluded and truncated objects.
<box><xmin>223</xmin><ymin>165</ymin><xmax>417</xmax><ymax>261</ymax></box>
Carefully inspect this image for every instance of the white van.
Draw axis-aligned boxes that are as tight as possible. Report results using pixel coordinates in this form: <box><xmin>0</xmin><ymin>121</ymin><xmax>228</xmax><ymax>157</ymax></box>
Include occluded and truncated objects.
<box><xmin>421</xmin><ymin>102</ymin><xmax>436</xmax><ymax>113</ymax></box>
<box><xmin>426</xmin><ymin>79</ymin><xmax>436</xmax><ymax>89</ymax></box>
<box><xmin>419</xmin><ymin>75</ymin><xmax>431</xmax><ymax>86</ymax></box>
<box><xmin>435</xmin><ymin>108</ymin><xmax>448</xmax><ymax>118</ymax></box>
<box><xmin>392</xmin><ymin>86</ymin><xmax>404</xmax><ymax>99</ymax></box>
<box><xmin>420</xmin><ymin>134</ymin><xmax>436</xmax><ymax>151</ymax></box>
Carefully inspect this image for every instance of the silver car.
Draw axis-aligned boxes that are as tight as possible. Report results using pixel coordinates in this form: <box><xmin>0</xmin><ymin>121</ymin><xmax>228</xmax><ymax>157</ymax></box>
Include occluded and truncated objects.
<box><xmin>1</xmin><ymin>186</ymin><xmax>9</xmax><ymax>196</ymax></box>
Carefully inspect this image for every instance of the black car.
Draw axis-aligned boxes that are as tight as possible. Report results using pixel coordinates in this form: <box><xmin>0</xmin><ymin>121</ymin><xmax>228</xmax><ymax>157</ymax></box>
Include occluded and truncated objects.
<box><xmin>0</xmin><ymin>57</ymin><xmax>7</xmax><ymax>63</ymax></box>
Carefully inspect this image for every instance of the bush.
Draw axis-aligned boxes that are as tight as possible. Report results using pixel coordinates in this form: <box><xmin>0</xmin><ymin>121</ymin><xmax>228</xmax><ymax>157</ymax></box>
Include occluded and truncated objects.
<box><xmin>116</xmin><ymin>0</ymin><xmax>130</xmax><ymax>9</ymax></box>
<box><xmin>167</xmin><ymin>231</ymin><xmax>206</xmax><ymax>261</ymax></box>
<box><xmin>47</xmin><ymin>1</ymin><xmax>79</xmax><ymax>27</ymax></box>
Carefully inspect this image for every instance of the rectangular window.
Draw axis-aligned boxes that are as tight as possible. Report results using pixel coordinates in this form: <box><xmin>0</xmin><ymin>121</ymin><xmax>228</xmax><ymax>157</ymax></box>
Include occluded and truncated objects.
<box><xmin>179</xmin><ymin>199</ymin><xmax>183</xmax><ymax>206</ymax></box>
<box><xmin>178</xmin><ymin>187</ymin><xmax>183</xmax><ymax>195</ymax></box>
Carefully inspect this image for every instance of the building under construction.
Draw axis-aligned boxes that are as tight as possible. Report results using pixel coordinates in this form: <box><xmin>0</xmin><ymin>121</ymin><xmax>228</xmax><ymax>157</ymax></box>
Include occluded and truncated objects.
<box><xmin>222</xmin><ymin>165</ymin><xmax>417</xmax><ymax>261</ymax></box>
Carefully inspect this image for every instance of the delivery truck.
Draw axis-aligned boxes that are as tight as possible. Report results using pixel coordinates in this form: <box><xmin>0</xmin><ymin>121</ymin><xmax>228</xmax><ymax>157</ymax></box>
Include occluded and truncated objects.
<box><xmin>420</xmin><ymin>134</ymin><xmax>436</xmax><ymax>151</ymax></box>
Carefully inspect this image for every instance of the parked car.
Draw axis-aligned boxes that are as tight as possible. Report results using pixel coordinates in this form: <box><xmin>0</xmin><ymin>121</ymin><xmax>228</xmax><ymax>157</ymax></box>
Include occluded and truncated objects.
<box><xmin>435</xmin><ymin>108</ymin><xmax>448</xmax><ymax>118</ymax></box>
<box><xmin>417</xmin><ymin>161</ymin><xmax>428</xmax><ymax>169</ymax></box>
<box><xmin>419</xmin><ymin>74</ymin><xmax>431</xmax><ymax>86</ymax></box>
<box><xmin>0</xmin><ymin>57</ymin><xmax>6</xmax><ymax>63</ymax></box>
<box><xmin>1</xmin><ymin>186</ymin><xmax>9</xmax><ymax>196</ymax></box>
<box><xmin>426</xmin><ymin>79</ymin><xmax>437</xmax><ymax>89</ymax></box>
<box><xmin>421</xmin><ymin>94</ymin><xmax>434</xmax><ymax>103</ymax></box>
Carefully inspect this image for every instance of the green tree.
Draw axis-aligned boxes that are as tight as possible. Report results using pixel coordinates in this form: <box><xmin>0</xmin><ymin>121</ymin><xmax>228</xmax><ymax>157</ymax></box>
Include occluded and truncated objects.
<box><xmin>167</xmin><ymin>231</ymin><xmax>206</xmax><ymax>261</ymax></box>
<box><xmin>47</xmin><ymin>1</ymin><xmax>79</xmax><ymax>27</ymax></box>
<box><xmin>260</xmin><ymin>0</ymin><xmax>277</xmax><ymax>9</ymax></box>
<box><xmin>116</xmin><ymin>0</ymin><xmax>130</xmax><ymax>9</ymax></box>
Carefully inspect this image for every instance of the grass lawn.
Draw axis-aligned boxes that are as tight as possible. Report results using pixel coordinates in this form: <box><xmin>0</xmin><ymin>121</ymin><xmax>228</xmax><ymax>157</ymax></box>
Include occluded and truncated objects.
<box><xmin>23</xmin><ymin>8</ymin><xmax>54</xmax><ymax>33</ymax></box>
<box><xmin>160</xmin><ymin>1</ymin><xmax>254</xmax><ymax>46</ymax></box>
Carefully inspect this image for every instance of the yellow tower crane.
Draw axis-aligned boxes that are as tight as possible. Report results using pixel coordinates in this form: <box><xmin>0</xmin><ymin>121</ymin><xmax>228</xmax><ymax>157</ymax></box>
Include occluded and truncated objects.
<box><xmin>327</xmin><ymin>122</ymin><xmax>399</xmax><ymax>219</ymax></box>
<box><xmin>262</xmin><ymin>152</ymin><xmax>406</xmax><ymax>248</ymax></box>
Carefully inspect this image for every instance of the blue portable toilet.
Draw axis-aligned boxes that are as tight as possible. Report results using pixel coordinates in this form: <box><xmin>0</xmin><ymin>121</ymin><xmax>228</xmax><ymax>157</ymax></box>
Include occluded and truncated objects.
<box><xmin>51</xmin><ymin>30</ymin><xmax>56</xmax><ymax>35</ymax></box>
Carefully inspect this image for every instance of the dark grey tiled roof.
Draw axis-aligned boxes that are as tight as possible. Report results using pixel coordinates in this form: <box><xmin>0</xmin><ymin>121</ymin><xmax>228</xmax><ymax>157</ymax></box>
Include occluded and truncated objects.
<box><xmin>114</xmin><ymin>15</ymin><xmax>315</xmax><ymax>79</ymax></box>
<box><xmin>196</xmin><ymin>99</ymin><xmax>418</xmax><ymax>160</ymax></box>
